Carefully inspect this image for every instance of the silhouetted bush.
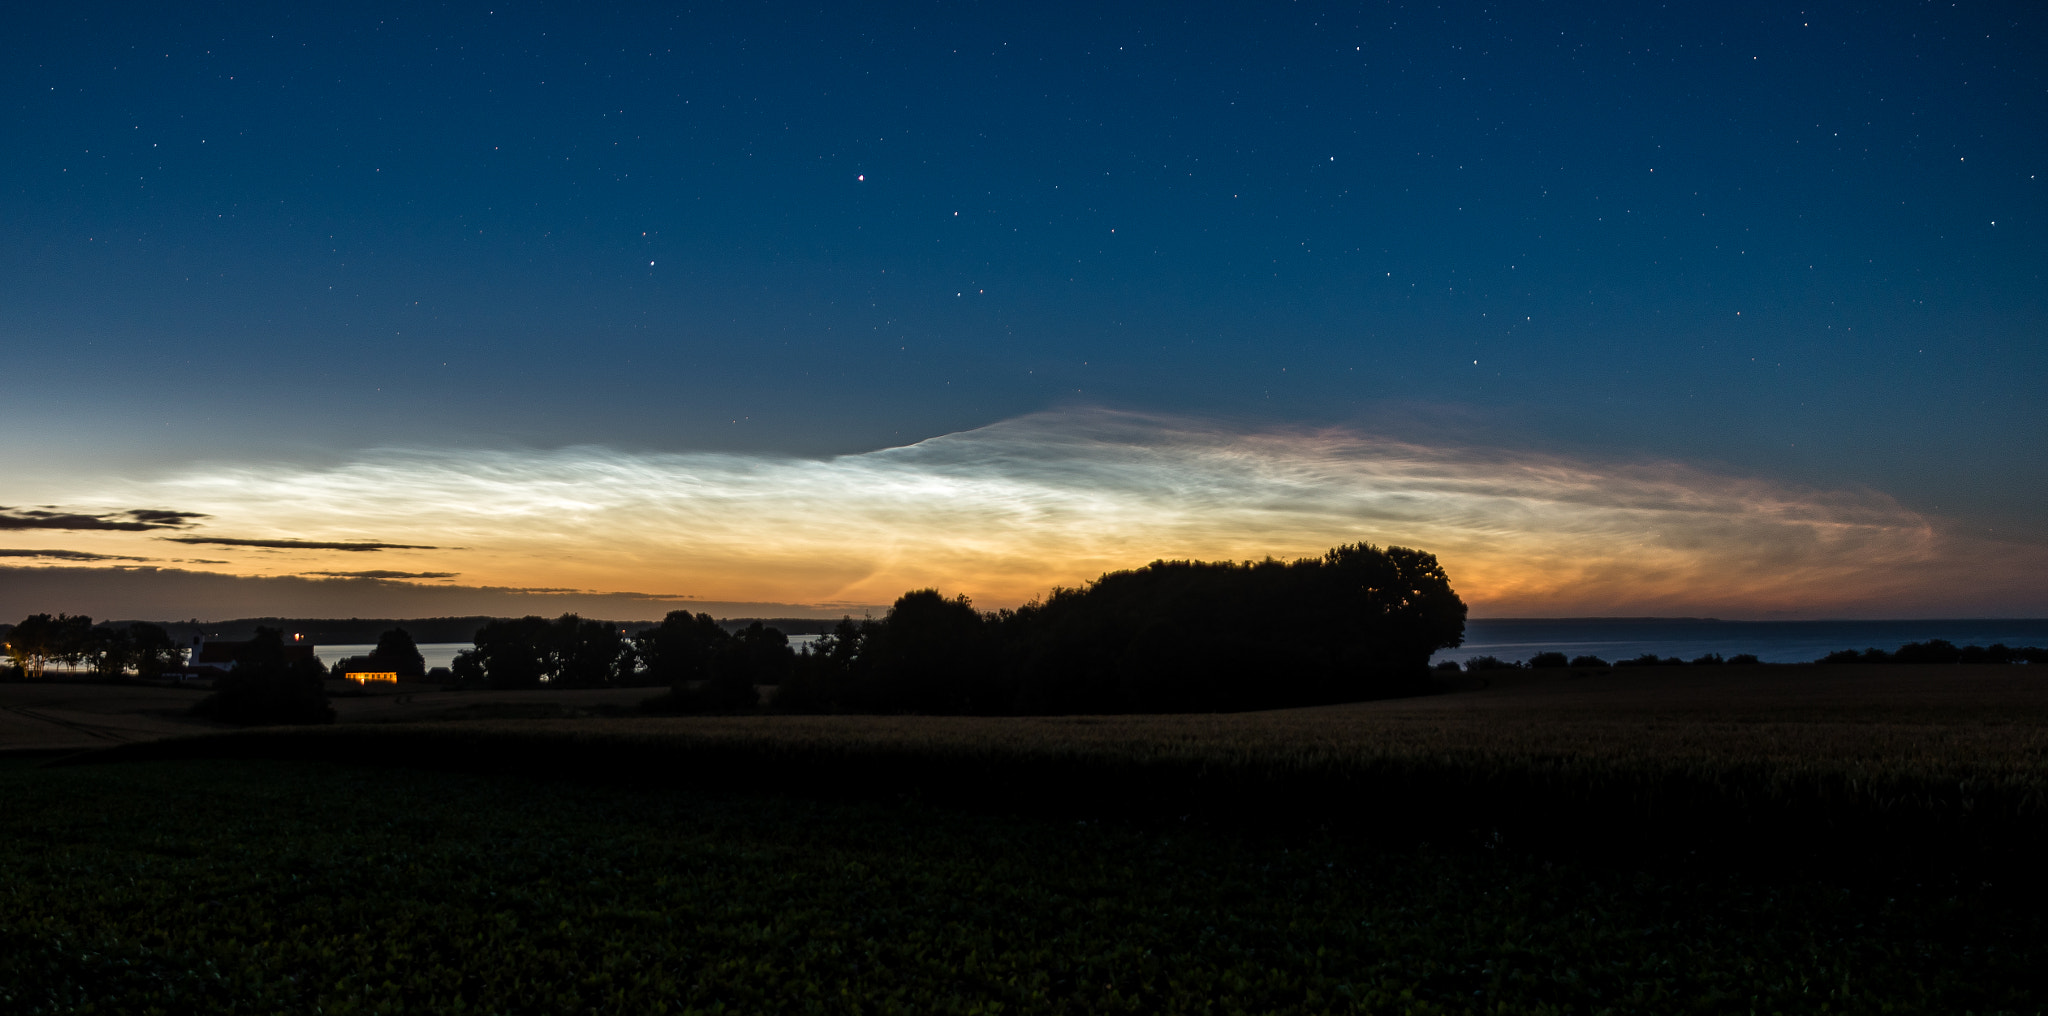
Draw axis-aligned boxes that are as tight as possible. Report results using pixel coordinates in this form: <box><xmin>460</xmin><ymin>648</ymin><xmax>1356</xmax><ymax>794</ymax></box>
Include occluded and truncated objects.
<box><xmin>191</xmin><ymin>628</ymin><xmax>334</xmax><ymax>725</ymax></box>
<box><xmin>1433</xmin><ymin>659</ymin><xmax>1462</xmax><ymax>672</ymax></box>
<box><xmin>451</xmin><ymin>650</ymin><xmax>486</xmax><ymax>687</ymax></box>
<box><xmin>1810</xmin><ymin>641</ymin><xmax>2048</xmax><ymax>666</ymax></box>
<box><xmin>1616</xmin><ymin>653</ymin><xmax>1683</xmax><ymax>667</ymax></box>
<box><xmin>1728</xmin><ymin>654</ymin><xmax>1761</xmax><ymax>666</ymax></box>
<box><xmin>1894</xmin><ymin>639</ymin><xmax>1962</xmax><ymax>665</ymax></box>
<box><xmin>1568</xmin><ymin>655</ymin><xmax>1609</xmax><ymax>668</ymax></box>
<box><xmin>1528</xmin><ymin>652</ymin><xmax>1569</xmax><ymax>669</ymax></box>
<box><xmin>1691</xmin><ymin>653</ymin><xmax>1725</xmax><ymax>666</ymax></box>
<box><xmin>1959</xmin><ymin>643</ymin><xmax>2014</xmax><ymax>665</ymax></box>
<box><xmin>1462</xmin><ymin>656</ymin><xmax>1518</xmax><ymax>671</ymax></box>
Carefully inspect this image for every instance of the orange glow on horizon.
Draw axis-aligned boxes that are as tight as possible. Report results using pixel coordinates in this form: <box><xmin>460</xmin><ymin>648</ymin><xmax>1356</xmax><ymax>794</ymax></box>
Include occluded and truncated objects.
<box><xmin>9</xmin><ymin>411</ymin><xmax>2043</xmax><ymax>619</ymax></box>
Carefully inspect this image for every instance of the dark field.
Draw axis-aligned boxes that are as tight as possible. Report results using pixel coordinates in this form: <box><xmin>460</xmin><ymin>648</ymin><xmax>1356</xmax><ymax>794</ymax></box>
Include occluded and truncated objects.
<box><xmin>4</xmin><ymin>757</ymin><xmax>2044</xmax><ymax>1015</ymax></box>
<box><xmin>79</xmin><ymin>664</ymin><xmax>2048</xmax><ymax>870</ymax></box>
<box><xmin>7</xmin><ymin>664</ymin><xmax>2048</xmax><ymax>1012</ymax></box>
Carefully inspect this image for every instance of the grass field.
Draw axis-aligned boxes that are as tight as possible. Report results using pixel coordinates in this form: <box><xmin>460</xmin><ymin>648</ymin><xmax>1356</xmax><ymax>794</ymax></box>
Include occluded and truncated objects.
<box><xmin>77</xmin><ymin>665</ymin><xmax>2048</xmax><ymax>875</ymax></box>
<box><xmin>3</xmin><ymin>757</ymin><xmax>2044</xmax><ymax>1015</ymax></box>
<box><xmin>8</xmin><ymin>664</ymin><xmax>2048</xmax><ymax>1012</ymax></box>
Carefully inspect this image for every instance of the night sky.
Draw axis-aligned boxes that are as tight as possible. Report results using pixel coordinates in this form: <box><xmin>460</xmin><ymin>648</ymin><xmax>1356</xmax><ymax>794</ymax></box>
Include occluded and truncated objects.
<box><xmin>3</xmin><ymin>2</ymin><xmax>2043</xmax><ymax>620</ymax></box>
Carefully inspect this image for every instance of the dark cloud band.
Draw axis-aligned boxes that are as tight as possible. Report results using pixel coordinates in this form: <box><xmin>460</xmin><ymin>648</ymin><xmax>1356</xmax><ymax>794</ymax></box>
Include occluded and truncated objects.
<box><xmin>0</xmin><ymin>507</ymin><xmax>207</xmax><ymax>531</ymax></box>
<box><xmin>0</xmin><ymin>548</ymin><xmax>153</xmax><ymax>562</ymax></box>
<box><xmin>162</xmin><ymin>537</ymin><xmax>439</xmax><ymax>552</ymax></box>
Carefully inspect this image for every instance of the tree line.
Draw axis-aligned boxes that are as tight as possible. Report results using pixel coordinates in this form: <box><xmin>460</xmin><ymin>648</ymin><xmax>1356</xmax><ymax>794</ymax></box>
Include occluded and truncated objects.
<box><xmin>8</xmin><ymin>543</ymin><xmax>1469</xmax><ymax>720</ymax></box>
<box><xmin>1816</xmin><ymin>640</ymin><xmax>2048</xmax><ymax>665</ymax></box>
<box><xmin>1456</xmin><ymin>651</ymin><xmax>1768</xmax><ymax>670</ymax></box>
<box><xmin>1453</xmin><ymin>639</ymin><xmax>2048</xmax><ymax>671</ymax></box>
<box><xmin>450</xmin><ymin>543</ymin><xmax>1467</xmax><ymax>715</ymax></box>
<box><xmin>1</xmin><ymin>614</ymin><xmax>183</xmax><ymax>679</ymax></box>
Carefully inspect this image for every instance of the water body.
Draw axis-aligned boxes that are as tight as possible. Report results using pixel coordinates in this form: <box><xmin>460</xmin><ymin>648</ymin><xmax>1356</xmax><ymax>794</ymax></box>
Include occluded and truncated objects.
<box><xmin>316</xmin><ymin>636</ymin><xmax>828</xmax><ymax>672</ymax></box>
<box><xmin>1437</xmin><ymin>618</ymin><xmax>2048</xmax><ymax>666</ymax></box>
<box><xmin>318</xmin><ymin>643</ymin><xmax>472</xmax><ymax>671</ymax></box>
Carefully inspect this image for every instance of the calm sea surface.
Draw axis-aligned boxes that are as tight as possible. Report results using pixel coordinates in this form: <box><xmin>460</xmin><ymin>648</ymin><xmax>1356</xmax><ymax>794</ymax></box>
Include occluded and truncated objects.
<box><xmin>316</xmin><ymin>623</ymin><xmax>2048</xmax><ymax>674</ymax></box>
<box><xmin>1436</xmin><ymin>618</ymin><xmax>2048</xmax><ymax>666</ymax></box>
<box><xmin>317</xmin><ymin>643</ymin><xmax>472</xmax><ymax>671</ymax></box>
<box><xmin>316</xmin><ymin>635</ymin><xmax>827</xmax><ymax>672</ymax></box>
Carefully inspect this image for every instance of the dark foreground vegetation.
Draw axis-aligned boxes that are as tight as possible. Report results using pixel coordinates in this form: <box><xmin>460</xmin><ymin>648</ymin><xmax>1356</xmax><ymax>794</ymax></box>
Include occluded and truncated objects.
<box><xmin>1460</xmin><ymin>639</ymin><xmax>2048</xmax><ymax>671</ymax></box>
<box><xmin>5</xmin><ymin>756</ymin><xmax>2041</xmax><ymax>1015</ymax></box>
<box><xmin>189</xmin><ymin>627</ymin><xmax>336</xmax><ymax>726</ymax></box>
<box><xmin>1815</xmin><ymin>638</ymin><xmax>2048</xmax><ymax>665</ymax></box>
<box><xmin>81</xmin><ymin>663</ymin><xmax>2048</xmax><ymax>885</ymax></box>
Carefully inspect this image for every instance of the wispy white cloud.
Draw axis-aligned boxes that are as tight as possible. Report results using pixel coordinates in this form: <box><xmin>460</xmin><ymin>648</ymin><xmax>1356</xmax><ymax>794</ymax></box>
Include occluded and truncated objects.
<box><xmin>0</xmin><ymin>566</ymin><xmax>850</xmax><ymax>623</ymax></box>
<box><xmin>27</xmin><ymin>409</ymin><xmax>2048</xmax><ymax>618</ymax></box>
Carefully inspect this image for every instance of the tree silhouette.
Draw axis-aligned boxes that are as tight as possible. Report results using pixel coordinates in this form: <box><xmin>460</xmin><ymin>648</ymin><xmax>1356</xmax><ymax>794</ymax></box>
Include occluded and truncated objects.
<box><xmin>777</xmin><ymin>616</ymin><xmax>872</xmax><ymax>712</ymax></box>
<box><xmin>192</xmin><ymin>627</ymin><xmax>334</xmax><ymax>725</ymax></box>
<box><xmin>1616</xmin><ymin>653</ymin><xmax>1679</xmax><ymax>667</ymax></box>
<box><xmin>128</xmin><ymin>623</ymin><xmax>181</xmax><ymax>677</ymax></box>
<box><xmin>790</xmin><ymin>542</ymin><xmax>1468</xmax><ymax>715</ymax></box>
<box><xmin>635</xmin><ymin>611</ymin><xmax>786</xmax><ymax>711</ymax></box>
<box><xmin>548</xmin><ymin>614</ymin><xmax>628</xmax><ymax>687</ymax></box>
<box><xmin>82</xmin><ymin>625</ymin><xmax>132</xmax><ymax>678</ymax></box>
<box><xmin>708</xmin><ymin>621</ymin><xmax>788</xmax><ymax>708</ymax></box>
<box><xmin>371</xmin><ymin>627</ymin><xmax>428</xmax><ymax>678</ymax></box>
<box><xmin>469</xmin><ymin>616</ymin><xmax>554</xmax><ymax>688</ymax></box>
<box><xmin>1894</xmin><ymin>639</ymin><xmax>1963</xmax><ymax>664</ymax></box>
<box><xmin>849</xmin><ymin>591</ymin><xmax>992</xmax><ymax>713</ymax></box>
<box><xmin>632</xmin><ymin>611</ymin><xmax>729</xmax><ymax>687</ymax></box>
<box><xmin>4</xmin><ymin>613</ymin><xmax>93</xmax><ymax>677</ymax></box>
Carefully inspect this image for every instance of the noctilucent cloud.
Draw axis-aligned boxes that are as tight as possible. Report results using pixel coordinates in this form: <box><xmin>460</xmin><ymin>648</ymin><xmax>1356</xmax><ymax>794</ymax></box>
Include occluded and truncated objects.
<box><xmin>3</xmin><ymin>2</ymin><xmax>2043</xmax><ymax>620</ymax></box>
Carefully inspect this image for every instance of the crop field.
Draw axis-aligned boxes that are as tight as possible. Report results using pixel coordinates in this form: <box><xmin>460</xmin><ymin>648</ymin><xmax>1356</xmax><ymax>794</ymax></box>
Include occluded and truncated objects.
<box><xmin>82</xmin><ymin>664</ymin><xmax>2048</xmax><ymax>873</ymax></box>
<box><xmin>4</xmin><ymin>756</ymin><xmax>2045</xmax><ymax>1015</ymax></box>
<box><xmin>9</xmin><ymin>663</ymin><xmax>2047</xmax><ymax>1012</ymax></box>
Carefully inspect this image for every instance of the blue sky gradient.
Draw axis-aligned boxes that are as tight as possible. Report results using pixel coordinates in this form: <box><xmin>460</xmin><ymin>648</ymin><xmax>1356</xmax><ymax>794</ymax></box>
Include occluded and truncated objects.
<box><xmin>2</xmin><ymin>1</ymin><xmax>2042</xmax><ymax>617</ymax></box>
